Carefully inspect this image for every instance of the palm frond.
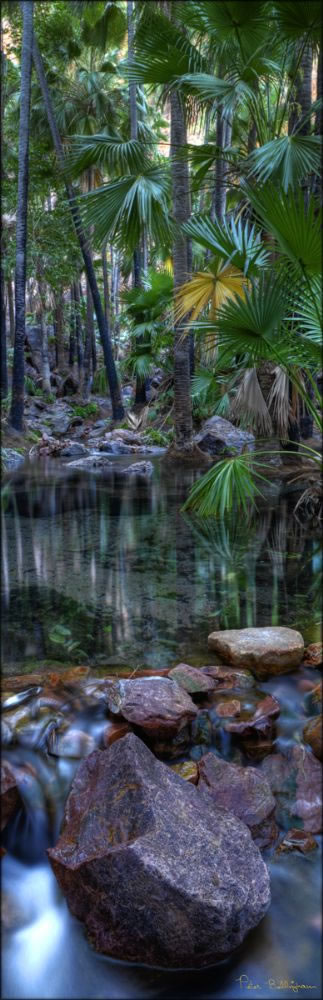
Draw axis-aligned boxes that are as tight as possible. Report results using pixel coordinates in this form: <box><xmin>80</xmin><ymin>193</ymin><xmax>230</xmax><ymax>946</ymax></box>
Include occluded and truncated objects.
<box><xmin>245</xmin><ymin>184</ymin><xmax>322</xmax><ymax>275</ymax></box>
<box><xmin>246</xmin><ymin>136</ymin><xmax>321</xmax><ymax>191</ymax></box>
<box><xmin>183</xmin><ymin>215</ymin><xmax>269</xmax><ymax>276</ymax></box>
<box><xmin>79</xmin><ymin>166</ymin><xmax>171</xmax><ymax>251</ymax></box>
<box><xmin>175</xmin><ymin>260</ymin><xmax>247</xmax><ymax>325</ymax></box>
<box><xmin>65</xmin><ymin>134</ymin><xmax>150</xmax><ymax>178</ymax></box>
<box><xmin>272</xmin><ymin>0</ymin><xmax>322</xmax><ymax>43</ymax></box>
<box><xmin>182</xmin><ymin>453</ymin><xmax>266</xmax><ymax>518</ymax></box>
<box><xmin>232</xmin><ymin>367</ymin><xmax>273</xmax><ymax>435</ymax></box>
<box><xmin>291</xmin><ymin>277</ymin><xmax>322</xmax><ymax>342</ymax></box>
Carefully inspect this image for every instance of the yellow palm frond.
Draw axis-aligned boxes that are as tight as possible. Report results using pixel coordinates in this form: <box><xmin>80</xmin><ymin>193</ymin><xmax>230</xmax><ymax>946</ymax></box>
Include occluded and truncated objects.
<box><xmin>175</xmin><ymin>260</ymin><xmax>248</xmax><ymax>326</ymax></box>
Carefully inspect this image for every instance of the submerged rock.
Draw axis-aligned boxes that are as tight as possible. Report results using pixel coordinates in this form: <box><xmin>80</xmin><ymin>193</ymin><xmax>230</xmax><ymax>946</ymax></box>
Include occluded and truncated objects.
<box><xmin>304</xmin><ymin>682</ymin><xmax>322</xmax><ymax>717</ymax></box>
<box><xmin>106</xmin><ymin>676</ymin><xmax>197</xmax><ymax>744</ymax></box>
<box><xmin>168</xmin><ymin>663</ymin><xmax>215</xmax><ymax>695</ymax></box>
<box><xmin>66</xmin><ymin>454</ymin><xmax>112</xmax><ymax>471</ymax></box>
<box><xmin>208</xmin><ymin>627</ymin><xmax>304</xmax><ymax>678</ymax></box>
<box><xmin>1</xmin><ymin>761</ymin><xmax>23</xmax><ymax>831</ymax></box>
<box><xmin>197</xmin><ymin>753</ymin><xmax>277</xmax><ymax>849</ymax></box>
<box><xmin>60</xmin><ymin>443</ymin><xmax>90</xmax><ymax>458</ymax></box>
<box><xmin>276</xmin><ymin>828</ymin><xmax>318</xmax><ymax>855</ymax></box>
<box><xmin>169</xmin><ymin>760</ymin><xmax>199</xmax><ymax>784</ymax></box>
<box><xmin>117</xmin><ymin>460</ymin><xmax>154</xmax><ymax>478</ymax></box>
<box><xmin>201</xmin><ymin>664</ymin><xmax>255</xmax><ymax>689</ymax></box>
<box><xmin>2</xmin><ymin>449</ymin><xmax>25</xmax><ymax>472</ymax></box>
<box><xmin>259</xmin><ymin>745</ymin><xmax>322</xmax><ymax>833</ymax></box>
<box><xmin>48</xmin><ymin>733</ymin><xmax>270</xmax><ymax>968</ymax></box>
<box><xmin>303</xmin><ymin>715</ymin><xmax>322</xmax><ymax>761</ymax></box>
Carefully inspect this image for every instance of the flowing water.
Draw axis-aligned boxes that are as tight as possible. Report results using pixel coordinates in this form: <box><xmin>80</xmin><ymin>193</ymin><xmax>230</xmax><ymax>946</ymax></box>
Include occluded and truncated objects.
<box><xmin>1</xmin><ymin>458</ymin><xmax>322</xmax><ymax>999</ymax></box>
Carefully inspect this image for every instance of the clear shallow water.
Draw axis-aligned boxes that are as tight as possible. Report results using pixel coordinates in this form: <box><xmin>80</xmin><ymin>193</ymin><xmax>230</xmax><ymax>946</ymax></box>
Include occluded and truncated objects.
<box><xmin>1</xmin><ymin>459</ymin><xmax>322</xmax><ymax>1000</ymax></box>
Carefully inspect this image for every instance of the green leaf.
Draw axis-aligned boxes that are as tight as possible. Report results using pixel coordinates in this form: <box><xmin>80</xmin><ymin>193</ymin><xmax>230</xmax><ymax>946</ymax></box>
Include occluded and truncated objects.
<box><xmin>182</xmin><ymin>454</ymin><xmax>266</xmax><ymax>518</ymax></box>
<box><xmin>247</xmin><ymin>136</ymin><xmax>322</xmax><ymax>191</ymax></box>
<box><xmin>245</xmin><ymin>184</ymin><xmax>322</xmax><ymax>275</ymax></box>
<box><xmin>183</xmin><ymin>215</ymin><xmax>269</xmax><ymax>275</ymax></box>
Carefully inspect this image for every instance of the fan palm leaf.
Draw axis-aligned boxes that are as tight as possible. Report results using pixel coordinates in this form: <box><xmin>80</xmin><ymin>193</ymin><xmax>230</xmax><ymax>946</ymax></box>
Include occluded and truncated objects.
<box><xmin>246</xmin><ymin>135</ymin><xmax>321</xmax><ymax>191</ymax></box>
<box><xmin>183</xmin><ymin>215</ymin><xmax>269</xmax><ymax>275</ymax></box>
<box><xmin>231</xmin><ymin>367</ymin><xmax>273</xmax><ymax>435</ymax></box>
<box><xmin>182</xmin><ymin>453</ymin><xmax>266</xmax><ymax>518</ymax></box>
<box><xmin>79</xmin><ymin>166</ymin><xmax>171</xmax><ymax>252</ymax></box>
<box><xmin>65</xmin><ymin>134</ymin><xmax>151</xmax><ymax>178</ymax></box>
<box><xmin>175</xmin><ymin>259</ymin><xmax>247</xmax><ymax>325</ymax></box>
<box><xmin>245</xmin><ymin>184</ymin><xmax>322</xmax><ymax>275</ymax></box>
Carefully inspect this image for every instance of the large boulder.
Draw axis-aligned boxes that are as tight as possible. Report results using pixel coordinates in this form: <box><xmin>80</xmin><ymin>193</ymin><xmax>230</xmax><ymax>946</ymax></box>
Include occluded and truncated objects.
<box><xmin>195</xmin><ymin>416</ymin><xmax>254</xmax><ymax>457</ymax></box>
<box><xmin>1</xmin><ymin>761</ymin><xmax>23</xmax><ymax>832</ymax></box>
<box><xmin>48</xmin><ymin>733</ymin><xmax>270</xmax><ymax>968</ymax></box>
<box><xmin>197</xmin><ymin>753</ymin><xmax>277</xmax><ymax>849</ymax></box>
<box><xmin>259</xmin><ymin>745</ymin><xmax>322</xmax><ymax>833</ymax></box>
<box><xmin>208</xmin><ymin>627</ymin><xmax>304</xmax><ymax>678</ymax></box>
<box><xmin>106</xmin><ymin>676</ymin><xmax>197</xmax><ymax>744</ymax></box>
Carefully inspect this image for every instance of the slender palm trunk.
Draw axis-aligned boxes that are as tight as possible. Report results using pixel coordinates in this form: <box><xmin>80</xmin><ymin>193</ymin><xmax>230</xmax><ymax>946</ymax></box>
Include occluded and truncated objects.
<box><xmin>7</xmin><ymin>278</ymin><xmax>15</xmax><ymax>345</ymax></box>
<box><xmin>54</xmin><ymin>292</ymin><xmax>65</xmax><ymax>372</ymax></box>
<box><xmin>102</xmin><ymin>240</ymin><xmax>110</xmax><ymax>328</ymax></box>
<box><xmin>211</xmin><ymin>110</ymin><xmax>225</xmax><ymax>222</ymax></box>
<box><xmin>170</xmin><ymin>87</ymin><xmax>193</xmax><ymax>452</ymax></box>
<box><xmin>69</xmin><ymin>286</ymin><xmax>76</xmax><ymax>369</ymax></box>
<box><xmin>1</xmin><ymin>254</ymin><xmax>8</xmax><ymax>397</ymax></box>
<box><xmin>84</xmin><ymin>278</ymin><xmax>93</xmax><ymax>399</ymax></box>
<box><xmin>73</xmin><ymin>280</ymin><xmax>84</xmax><ymax>391</ymax></box>
<box><xmin>289</xmin><ymin>45</ymin><xmax>313</xmax><ymax>135</ymax></box>
<box><xmin>128</xmin><ymin>0</ymin><xmax>147</xmax><ymax>406</ymax></box>
<box><xmin>31</xmin><ymin>35</ymin><xmax>124</xmax><ymax>420</ymax></box>
<box><xmin>37</xmin><ymin>276</ymin><xmax>51</xmax><ymax>395</ymax></box>
<box><xmin>9</xmin><ymin>1</ymin><xmax>33</xmax><ymax>430</ymax></box>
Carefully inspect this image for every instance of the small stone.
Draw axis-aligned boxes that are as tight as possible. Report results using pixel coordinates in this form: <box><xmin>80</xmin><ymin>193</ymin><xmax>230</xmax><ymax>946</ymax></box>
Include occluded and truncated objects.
<box><xmin>208</xmin><ymin>627</ymin><xmax>304</xmax><ymax>678</ymax></box>
<box><xmin>60</xmin><ymin>442</ymin><xmax>90</xmax><ymax>458</ymax></box>
<box><xmin>48</xmin><ymin>727</ymin><xmax>95</xmax><ymax>758</ymax></box>
<box><xmin>276</xmin><ymin>829</ymin><xmax>317</xmax><ymax>854</ymax></box>
<box><xmin>168</xmin><ymin>663</ymin><xmax>215</xmax><ymax>695</ymax></box>
<box><xmin>170</xmin><ymin>761</ymin><xmax>199</xmax><ymax>784</ymax></box>
<box><xmin>117</xmin><ymin>461</ymin><xmax>154</xmax><ymax>478</ymax></box>
<box><xmin>303</xmin><ymin>642</ymin><xmax>322</xmax><ymax>668</ymax></box>
<box><xmin>197</xmin><ymin>752</ymin><xmax>277</xmax><ymax>849</ymax></box>
<box><xmin>1</xmin><ymin>761</ymin><xmax>23</xmax><ymax>831</ymax></box>
<box><xmin>304</xmin><ymin>682</ymin><xmax>322</xmax><ymax>717</ymax></box>
<box><xmin>215</xmin><ymin>699</ymin><xmax>241</xmax><ymax>717</ymax></box>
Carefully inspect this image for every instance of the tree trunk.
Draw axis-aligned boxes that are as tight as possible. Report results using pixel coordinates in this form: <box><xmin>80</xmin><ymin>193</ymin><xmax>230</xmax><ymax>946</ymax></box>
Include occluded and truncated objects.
<box><xmin>315</xmin><ymin>49</ymin><xmax>322</xmax><ymax>136</ymax></box>
<box><xmin>289</xmin><ymin>45</ymin><xmax>313</xmax><ymax>135</ymax></box>
<box><xmin>128</xmin><ymin>0</ymin><xmax>147</xmax><ymax>406</ymax></box>
<box><xmin>7</xmin><ymin>278</ymin><xmax>15</xmax><ymax>346</ymax></box>
<box><xmin>9</xmin><ymin>1</ymin><xmax>33</xmax><ymax>431</ymax></box>
<box><xmin>73</xmin><ymin>280</ymin><xmax>84</xmax><ymax>391</ymax></box>
<box><xmin>37</xmin><ymin>277</ymin><xmax>51</xmax><ymax>395</ymax></box>
<box><xmin>102</xmin><ymin>240</ymin><xmax>110</xmax><ymax>328</ymax></box>
<box><xmin>83</xmin><ymin>277</ymin><xmax>93</xmax><ymax>399</ymax></box>
<box><xmin>31</xmin><ymin>34</ymin><xmax>124</xmax><ymax>420</ymax></box>
<box><xmin>211</xmin><ymin>110</ymin><xmax>225</xmax><ymax>222</ymax></box>
<box><xmin>170</xmin><ymin>87</ymin><xmax>193</xmax><ymax>452</ymax></box>
<box><xmin>69</xmin><ymin>285</ymin><xmax>75</xmax><ymax>369</ymax></box>
<box><xmin>1</xmin><ymin>253</ymin><xmax>8</xmax><ymax>397</ymax></box>
<box><xmin>54</xmin><ymin>292</ymin><xmax>65</xmax><ymax>372</ymax></box>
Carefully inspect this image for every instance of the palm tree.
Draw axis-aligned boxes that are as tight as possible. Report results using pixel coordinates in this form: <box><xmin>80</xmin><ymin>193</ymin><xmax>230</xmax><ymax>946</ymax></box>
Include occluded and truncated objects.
<box><xmin>9</xmin><ymin>1</ymin><xmax>34</xmax><ymax>431</ymax></box>
<box><xmin>31</xmin><ymin>33</ymin><xmax>124</xmax><ymax>421</ymax></box>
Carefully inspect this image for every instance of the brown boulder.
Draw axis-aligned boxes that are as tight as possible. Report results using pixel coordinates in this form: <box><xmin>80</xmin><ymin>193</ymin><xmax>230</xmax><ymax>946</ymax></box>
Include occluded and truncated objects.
<box><xmin>1</xmin><ymin>761</ymin><xmax>23</xmax><ymax>832</ymax></box>
<box><xmin>302</xmin><ymin>642</ymin><xmax>322</xmax><ymax>668</ymax></box>
<box><xmin>259</xmin><ymin>745</ymin><xmax>322</xmax><ymax>833</ymax></box>
<box><xmin>197</xmin><ymin>753</ymin><xmax>277</xmax><ymax>848</ymax></box>
<box><xmin>48</xmin><ymin>733</ymin><xmax>270</xmax><ymax>968</ymax></box>
<box><xmin>208</xmin><ymin>627</ymin><xmax>304</xmax><ymax>678</ymax></box>
<box><xmin>303</xmin><ymin>716</ymin><xmax>322</xmax><ymax>761</ymax></box>
<box><xmin>106</xmin><ymin>677</ymin><xmax>197</xmax><ymax>741</ymax></box>
<box><xmin>168</xmin><ymin>663</ymin><xmax>215</xmax><ymax>695</ymax></box>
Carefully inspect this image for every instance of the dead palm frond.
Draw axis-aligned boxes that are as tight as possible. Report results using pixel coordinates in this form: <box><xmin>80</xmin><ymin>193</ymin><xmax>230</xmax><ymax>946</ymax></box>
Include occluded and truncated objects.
<box><xmin>267</xmin><ymin>365</ymin><xmax>289</xmax><ymax>438</ymax></box>
<box><xmin>231</xmin><ymin>367</ymin><xmax>273</xmax><ymax>436</ymax></box>
<box><xmin>127</xmin><ymin>407</ymin><xmax>149</xmax><ymax>430</ymax></box>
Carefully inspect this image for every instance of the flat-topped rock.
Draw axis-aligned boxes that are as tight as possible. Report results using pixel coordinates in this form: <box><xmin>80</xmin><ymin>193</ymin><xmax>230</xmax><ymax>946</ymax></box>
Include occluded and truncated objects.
<box><xmin>197</xmin><ymin>752</ymin><xmax>277</xmax><ymax>849</ymax></box>
<box><xmin>168</xmin><ymin>663</ymin><xmax>215</xmax><ymax>695</ymax></box>
<box><xmin>259</xmin><ymin>745</ymin><xmax>322</xmax><ymax>833</ymax></box>
<box><xmin>208</xmin><ymin>627</ymin><xmax>304</xmax><ymax>678</ymax></box>
<box><xmin>48</xmin><ymin>733</ymin><xmax>270</xmax><ymax>968</ymax></box>
<box><xmin>201</xmin><ymin>664</ymin><xmax>255</xmax><ymax>689</ymax></box>
<box><xmin>106</xmin><ymin>676</ymin><xmax>197</xmax><ymax>741</ymax></box>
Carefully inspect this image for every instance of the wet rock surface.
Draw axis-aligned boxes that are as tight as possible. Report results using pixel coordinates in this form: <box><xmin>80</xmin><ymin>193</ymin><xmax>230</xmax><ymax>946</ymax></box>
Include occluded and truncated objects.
<box><xmin>168</xmin><ymin>663</ymin><xmax>216</xmax><ymax>695</ymax></box>
<box><xmin>1</xmin><ymin>761</ymin><xmax>23</xmax><ymax>831</ymax></box>
<box><xmin>197</xmin><ymin>752</ymin><xmax>277</xmax><ymax>848</ymax></box>
<box><xmin>2</xmin><ymin>449</ymin><xmax>25</xmax><ymax>472</ymax></box>
<box><xmin>208</xmin><ymin>627</ymin><xmax>304</xmax><ymax>678</ymax></box>
<box><xmin>48</xmin><ymin>733</ymin><xmax>270</xmax><ymax>968</ymax></box>
<box><xmin>303</xmin><ymin>715</ymin><xmax>322</xmax><ymax>761</ymax></box>
<box><xmin>106</xmin><ymin>676</ymin><xmax>197</xmax><ymax>742</ymax></box>
<box><xmin>276</xmin><ymin>828</ymin><xmax>318</xmax><ymax>854</ymax></box>
<box><xmin>259</xmin><ymin>745</ymin><xmax>322</xmax><ymax>833</ymax></box>
<box><xmin>201</xmin><ymin>664</ymin><xmax>255</xmax><ymax>689</ymax></box>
